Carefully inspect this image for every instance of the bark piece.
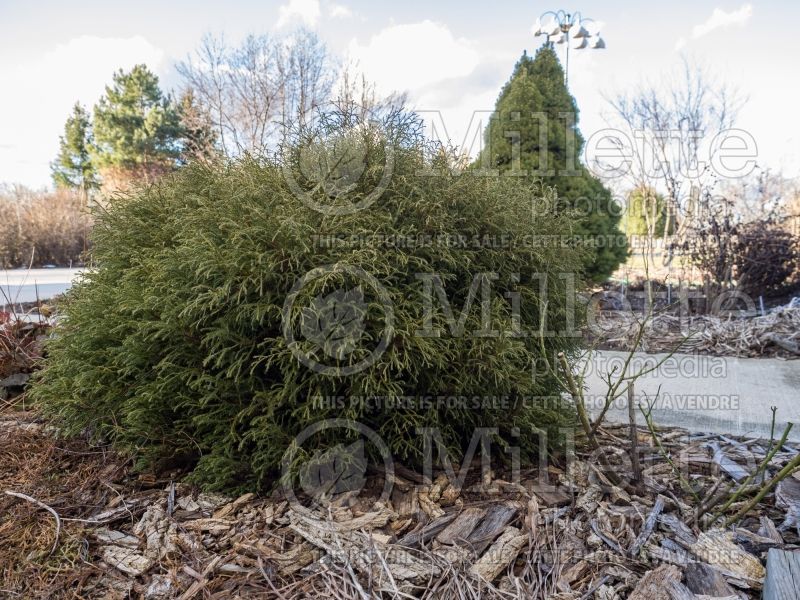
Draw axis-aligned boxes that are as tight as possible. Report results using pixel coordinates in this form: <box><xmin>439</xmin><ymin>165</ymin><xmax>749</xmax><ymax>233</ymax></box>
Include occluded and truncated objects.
<box><xmin>527</xmin><ymin>482</ymin><xmax>571</xmax><ymax>506</ymax></box>
<box><xmin>627</xmin><ymin>564</ymin><xmax>684</xmax><ymax>600</ymax></box>
<box><xmin>289</xmin><ymin>509</ymin><xmax>440</xmax><ymax>583</ymax></box>
<box><xmin>684</xmin><ymin>562</ymin><xmax>739</xmax><ymax>597</ymax></box>
<box><xmin>212</xmin><ymin>492</ymin><xmax>255</xmax><ymax>519</ymax></box>
<box><xmin>470</xmin><ymin>526</ymin><xmax>527</xmax><ymax>582</ymax></box>
<box><xmin>709</xmin><ymin>443</ymin><xmax>750</xmax><ymax>482</ymax></box>
<box><xmin>763</xmin><ymin>548</ymin><xmax>800</xmax><ymax>600</ymax></box>
<box><xmin>101</xmin><ymin>545</ymin><xmax>152</xmax><ymax>576</ymax></box>
<box><xmin>391</xmin><ymin>487</ymin><xmax>418</xmax><ymax>518</ymax></box>
<box><xmin>691</xmin><ymin>529</ymin><xmax>765</xmax><ymax>587</ymax></box>
<box><xmin>467</xmin><ymin>503</ymin><xmax>518</xmax><ymax>554</ymax></box>
<box><xmin>93</xmin><ymin>528</ymin><xmax>139</xmax><ymax>549</ymax></box>
<box><xmin>435</xmin><ymin>506</ymin><xmax>486</xmax><ymax>545</ymax></box>
<box><xmin>629</xmin><ymin>496</ymin><xmax>665</xmax><ymax>557</ymax></box>
<box><xmin>658</xmin><ymin>513</ymin><xmax>698</xmax><ymax>548</ymax></box>
<box><xmin>758</xmin><ymin>516</ymin><xmax>784</xmax><ymax>544</ymax></box>
<box><xmin>398</xmin><ymin>512</ymin><xmax>457</xmax><ymax>547</ymax></box>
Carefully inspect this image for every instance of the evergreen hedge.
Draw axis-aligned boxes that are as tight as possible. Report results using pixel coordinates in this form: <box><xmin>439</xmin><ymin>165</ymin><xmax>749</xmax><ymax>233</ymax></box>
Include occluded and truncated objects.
<box><xmin>32</xmin><ymin>111</ymin><xmax>586</xmax><ymax>491</ymax></box>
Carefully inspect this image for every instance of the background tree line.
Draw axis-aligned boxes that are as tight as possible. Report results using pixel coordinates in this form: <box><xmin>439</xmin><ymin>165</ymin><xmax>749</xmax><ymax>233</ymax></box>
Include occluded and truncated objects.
<box><xmin>51</xmin><ymin>28</ymin><xmax>404</xmax><ymax>197</ymax></box>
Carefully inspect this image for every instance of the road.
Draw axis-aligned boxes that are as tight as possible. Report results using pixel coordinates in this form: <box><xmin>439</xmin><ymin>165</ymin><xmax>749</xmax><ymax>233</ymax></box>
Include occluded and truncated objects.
<box><xmin>0</xmin><ymin>268</ymin><xmax>83</xmax><ymax>304</ymax></box>
<box><xmin>584</xmin><ymin>350</ymin><xmax>800</xmax><ymax>441</ymax></box>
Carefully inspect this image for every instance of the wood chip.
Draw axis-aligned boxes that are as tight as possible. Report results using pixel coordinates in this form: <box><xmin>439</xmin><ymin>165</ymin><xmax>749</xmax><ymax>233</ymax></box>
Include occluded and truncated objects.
<box><xmin>435</xmin><ymin>506</ymin><xmax>486</xmax><ymax>545</ymax></box>
<box><xmin>466</xmin><ymin>503</ymin><xmax>518</xmax><ymax>554</ymax></box>
<box><xmin>691</xmin><ymin>529</ymin><xmax>766</xmax><ymax>587</ymax></box>
<box><xmin>627</xmin><ymin>564</ymin><xmax>683</xmax><ymax>600</ymax></box>
<box><xmin>763</xmin><ymin>548</ymin><xmax>800</xmax><ymax>600</ymax></box>
<box><xmin>470</xmin><ymin>526</ymin><xmax>527</xmax><ymax>582</ymax></box>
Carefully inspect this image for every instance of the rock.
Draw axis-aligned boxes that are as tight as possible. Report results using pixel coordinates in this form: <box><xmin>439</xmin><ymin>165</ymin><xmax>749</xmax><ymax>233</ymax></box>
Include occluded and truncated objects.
<box><xmin>0</xmin><ymin>373</ymin><xmax>29</xmax><ymax>388</ymax></box>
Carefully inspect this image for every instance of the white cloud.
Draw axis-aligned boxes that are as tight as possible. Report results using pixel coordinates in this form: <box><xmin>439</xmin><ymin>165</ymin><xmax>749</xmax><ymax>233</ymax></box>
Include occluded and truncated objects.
<box><xmin>692</xmin><ymin>4</ymin><xmax>753</xmax><ymax>39</ymax></box>
<box><xmin>347</xmin><ymin>21</ymin><xmax>480</xmax><ymax>95</ymax></box>
<box><xmin>675</xmin><ymin>37</ymin><xmax>687</xmax><ymax>51</ymax></box>
<box><xmin>277</xmin><ymin>0</ymin><xmax>321</xmax><ymax>28</ymax></box>
<box><xmin>328</xmin><ymin>3</ymin><xmax>352</xmax><ymax>19</ymax></box>
<box><xmin>0</xmin><ymin>35</ymin><xmax>165</xmax><ymax>187</ymax></box>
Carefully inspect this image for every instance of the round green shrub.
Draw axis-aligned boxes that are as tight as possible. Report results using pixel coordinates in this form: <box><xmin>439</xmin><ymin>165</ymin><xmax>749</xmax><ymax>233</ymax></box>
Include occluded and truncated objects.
<box><xmin>32</xmin><ymin>111</ymin><xmax>587</xmax><ymax>491</ymax></box>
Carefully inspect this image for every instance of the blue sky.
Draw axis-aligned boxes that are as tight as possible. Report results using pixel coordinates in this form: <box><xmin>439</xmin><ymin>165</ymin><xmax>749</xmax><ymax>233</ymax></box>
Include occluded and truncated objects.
<box><xmin>1</xmin><ymin>0</ymin><xmax>798</xmax><ymax>187</ymax></box>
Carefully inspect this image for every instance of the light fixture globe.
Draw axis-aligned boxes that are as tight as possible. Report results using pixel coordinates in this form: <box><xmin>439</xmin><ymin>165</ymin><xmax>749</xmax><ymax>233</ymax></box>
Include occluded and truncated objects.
<box><xmin>572</xmin><ymin>37</ymin><xmax>588</xmax><ymax>49</ymax></box>
<box><xmin>535</xmin><ymin>9</ymin><xmax>607</xmax><ymax>86</ymax></box>
<box><xmin>543</xmin><ymin>19</ymin><xmax>561</xmax><ymax>36</ymax></box>
<box><xmin>572</xmin><ymin>23</ymin><xmax>590</xmax><ymax>38</ymax></box>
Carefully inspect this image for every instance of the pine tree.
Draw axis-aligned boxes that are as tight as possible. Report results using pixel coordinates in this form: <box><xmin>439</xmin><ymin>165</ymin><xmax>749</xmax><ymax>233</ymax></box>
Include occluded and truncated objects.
<box><xmin>481</xmin><ymin>46</ymin><xmax>627</xmax><ymax>281</ymax></box>
<box><xmin>92</xmin><ymin>65</ymin><xmax>184</xmax><ymax>181</ymax></box>
<box><xmin>51</xmin><ymin>103</ymin><xmax>97</xmax><ymax>192</ymax></box>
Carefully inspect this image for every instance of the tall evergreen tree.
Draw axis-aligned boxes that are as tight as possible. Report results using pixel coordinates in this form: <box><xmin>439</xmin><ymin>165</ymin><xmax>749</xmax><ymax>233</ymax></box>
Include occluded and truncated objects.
<box><xmin>51</xmin><ymin>103</ymin><xmax>97</xmax><ymax>192</ymax></box>
<box><xmin>92</xmin><ymin>65</ymin><xmax>184</xmax><ymax>179</ymax></box>
<box><xmin>480</xmin><ymin>46</ymin><xmax>627</xmax><ymax>281</ymax></box>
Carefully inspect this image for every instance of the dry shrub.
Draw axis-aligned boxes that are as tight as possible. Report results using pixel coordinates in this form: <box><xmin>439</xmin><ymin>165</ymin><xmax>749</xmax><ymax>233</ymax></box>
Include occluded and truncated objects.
<box><xmin>98</xmin><ymin>164</ymin><xmax>173</xmax><ymax>197</ymax></box>
<box><xmin>0</xmin><ymin>186</ymin><xmax>92</xmax><ymax>268</ymax></box>
<box><xmin>0</xmin><ymin>318</ymin><xmax>49</xmax><ymax>379</ymax></box>
<box><xmin>734</xmin><ymin>220</ymin><xmax>800</xmax><ymax>296</ymax></box>
<box><xmin>680</xmin><ymin>195</ymin><xmax>800</xmax><ymax>300</ymax></box>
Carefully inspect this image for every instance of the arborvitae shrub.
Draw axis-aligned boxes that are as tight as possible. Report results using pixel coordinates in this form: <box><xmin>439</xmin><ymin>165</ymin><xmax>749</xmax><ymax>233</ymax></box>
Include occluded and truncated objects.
<box><xmin>32</xmin><ymin>110</ymin><xmax>587</xmax><ymax>491</ymax></box>
<box><xmin>480</xmin><ymin>47</ymin><xmax>628</xmax><ymax>281</ymax></box>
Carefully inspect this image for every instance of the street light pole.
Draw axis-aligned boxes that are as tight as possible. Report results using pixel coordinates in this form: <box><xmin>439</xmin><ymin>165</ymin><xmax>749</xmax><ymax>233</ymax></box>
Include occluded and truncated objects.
<box><xmin>533</xmin><ymin>10</ymin><xmax>605</xmax><ymax>87</ymax></box>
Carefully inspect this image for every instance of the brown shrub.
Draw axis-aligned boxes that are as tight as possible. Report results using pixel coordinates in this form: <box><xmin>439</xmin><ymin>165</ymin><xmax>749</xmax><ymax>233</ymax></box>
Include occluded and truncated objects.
<box><xmin>0</xmin><ymin>187</ymin><xmax>92</xmax><ymax>268</ymax></box>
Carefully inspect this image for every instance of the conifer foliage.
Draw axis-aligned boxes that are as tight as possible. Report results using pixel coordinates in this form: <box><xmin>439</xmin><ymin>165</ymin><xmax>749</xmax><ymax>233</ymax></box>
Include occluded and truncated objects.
<box><xmin>481</xmin><ymin>46</ymin><xmax>627</xmax><ymax>281</ymax></box>
<box><xmin>51</xmin><ymin>103</ymin><xmax>97</xmax><ymax>192</ymax></box>
<box><xmin>33</xmin><ymin>109</ymin><xmax>585</xmax><ymax>491</ymax></box>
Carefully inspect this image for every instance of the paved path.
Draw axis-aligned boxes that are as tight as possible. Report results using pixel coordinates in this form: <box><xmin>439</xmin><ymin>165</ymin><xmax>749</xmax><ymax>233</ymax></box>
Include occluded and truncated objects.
<box><xmin>0</xmin><ymin>268</ymin><xmax>83</xmax><ymax>304</ymax></box>
<box><xmin>584</xmin><ymin>350</ymin><xmax>800</xmax><ymax>441</ymax></box>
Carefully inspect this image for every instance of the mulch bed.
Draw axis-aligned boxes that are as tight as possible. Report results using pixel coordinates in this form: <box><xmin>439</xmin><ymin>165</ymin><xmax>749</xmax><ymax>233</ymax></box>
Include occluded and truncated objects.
<box><xmin>2</xmin><ymin>403</ymin><xmax>800</xmax><ymax>599</ymax></box>
<box><xmin>589</xmin><ymin>307</ymin><xmax>800</xmax><ymax>359</ymax></box>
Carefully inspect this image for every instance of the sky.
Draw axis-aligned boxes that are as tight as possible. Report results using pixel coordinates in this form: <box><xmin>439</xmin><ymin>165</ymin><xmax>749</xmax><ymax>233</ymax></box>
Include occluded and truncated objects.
<box><xmin>1</xmin><ymin>0</ymin><xmax>798</xmax><ymax>188</ymax></box>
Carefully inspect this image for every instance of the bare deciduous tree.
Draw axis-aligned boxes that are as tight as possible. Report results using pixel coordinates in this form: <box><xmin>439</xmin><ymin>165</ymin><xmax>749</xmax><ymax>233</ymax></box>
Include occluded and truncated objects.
<box><xmin>333</xmin><ymin>61</ymin><xmax>408</xmax><ymax>121</ymax></box>
<box><xmin>720</xmin><ymin>168</ymin><xmax>799</xmax><ymax>224</ymax></box>
<box><xmin>604</xmin><ymin>58</ymin><xmax>746</xmax><ymax>264</ymax></box>
<box><xmin>176</xmin><ymin>29</ymin><xmax>336</xmax><ymax>157</ymax></box>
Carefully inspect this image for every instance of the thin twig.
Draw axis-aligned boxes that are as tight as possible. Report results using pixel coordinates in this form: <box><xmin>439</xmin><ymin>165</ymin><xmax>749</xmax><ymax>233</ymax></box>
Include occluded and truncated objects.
<box><xmin>4</xmin><ymin>490</ymin><xmax>62</xmax><ymax>555</ymax></box>
<box><xmin>711</xmin><ymin>421</ymin><xmax>793</xmax><ymax>524</ymax></box>
<box><xmin>627</xmin><ymin>382</ymin><xmax>642</xmax><ymax>484</ymax></box>
<box><xmin>725</xmin><ymin>443</ymin><xmax>800</xmax><ymax>527</ymax></box>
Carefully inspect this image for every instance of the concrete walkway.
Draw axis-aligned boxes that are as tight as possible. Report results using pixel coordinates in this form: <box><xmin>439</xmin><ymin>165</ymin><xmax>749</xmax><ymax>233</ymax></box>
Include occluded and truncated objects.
<box><xmin>1</xmin><ymin>268</ymin><xmax>83</xmax><ymax>304</ymax></box>
<box><xmin>583</xmin><ymin>350</ymin><xmax>800</xmax><ymax>441</ymax></box>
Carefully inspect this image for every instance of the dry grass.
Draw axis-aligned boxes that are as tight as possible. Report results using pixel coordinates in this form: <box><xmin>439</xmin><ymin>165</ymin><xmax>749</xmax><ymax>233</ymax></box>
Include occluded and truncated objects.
<box><xmin>0</xmin><ymin>406</ymin><xmax>130</xmax><ymax>598</ymax></box>
<box><xmin>0</xmin><ymin>186</ymin><xmax>91</xmax><ymax>268</ymax></box>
